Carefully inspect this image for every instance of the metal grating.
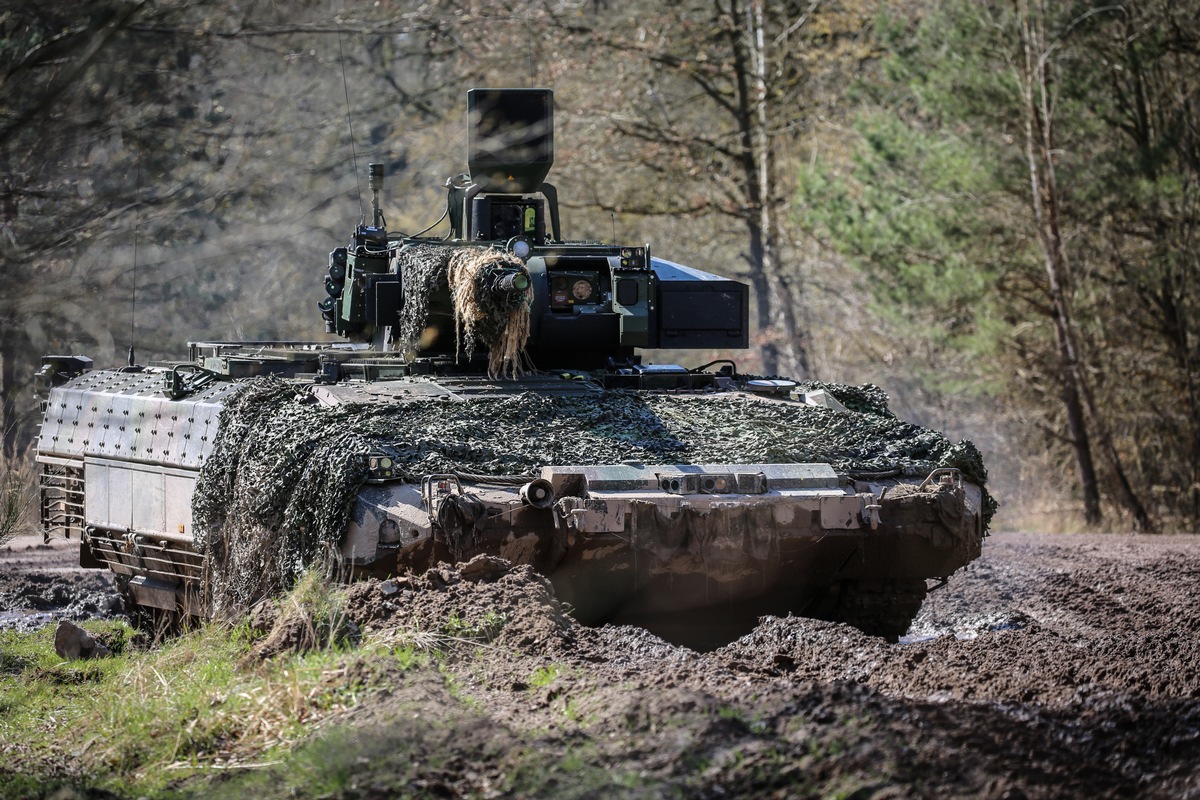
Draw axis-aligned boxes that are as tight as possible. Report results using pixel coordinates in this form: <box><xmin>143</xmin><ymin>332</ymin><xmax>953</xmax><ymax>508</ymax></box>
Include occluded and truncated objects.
<box><xmin>39</xmin><ymin>459</ymin><xmax>85</xmax><ymax>539</ymax></box>
<box><xmin>84</xmin><ymin>527</ymin><xmax>206</xmax><ymax>593</ymax></box>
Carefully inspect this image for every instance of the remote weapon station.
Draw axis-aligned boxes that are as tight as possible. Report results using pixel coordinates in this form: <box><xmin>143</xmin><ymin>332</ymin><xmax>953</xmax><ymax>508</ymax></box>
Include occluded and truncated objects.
<box><xmin>36</xmin><ymin>89</ymin><xmax>989</xmax><ymax>645</ymax></box>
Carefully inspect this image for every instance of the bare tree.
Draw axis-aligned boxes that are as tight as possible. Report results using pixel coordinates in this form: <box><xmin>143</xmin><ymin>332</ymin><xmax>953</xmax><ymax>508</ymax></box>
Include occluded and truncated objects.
<box><xmin>549</xmin><ymin>0</ymin><xmax>874</xmax><ymax>377</ymax></box>
<box><xmin>1012</xmin><ymin>0</ymin><xmax>1151</xmax><ymax>529</ymax></box>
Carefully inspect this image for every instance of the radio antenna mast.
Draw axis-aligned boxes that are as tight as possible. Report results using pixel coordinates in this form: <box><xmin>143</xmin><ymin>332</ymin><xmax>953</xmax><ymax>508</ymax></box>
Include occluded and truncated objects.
<box><xmin>527</xmin><ymin>18</ymin><xmax>535</xmax><ymax>84</ymax></box>
<box><xmin>337</xmin><ymin>23</ymin><xmax>364</xmax><ymax>222</ymax></box>
<box><xmin>128</xmin><ymin>140</ymin><xmax>142</xmax><ymax>367</ymax></box>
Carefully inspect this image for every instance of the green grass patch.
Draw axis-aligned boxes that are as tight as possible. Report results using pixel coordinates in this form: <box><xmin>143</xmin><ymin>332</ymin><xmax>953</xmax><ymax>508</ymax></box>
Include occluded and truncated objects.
<box><xmin>528</xmin><ymin>663</ymin><xmax>561</xmax><ymax>688</ymax></box>
<box><xmin>0</xmin><ymin>597</ymin><xmax>427</xmax><ymax>797</ymax></box>
<box><xmin>441</xmin><ymin>608</ymin><xmax>509</xmax><ymax>642</ymax></box>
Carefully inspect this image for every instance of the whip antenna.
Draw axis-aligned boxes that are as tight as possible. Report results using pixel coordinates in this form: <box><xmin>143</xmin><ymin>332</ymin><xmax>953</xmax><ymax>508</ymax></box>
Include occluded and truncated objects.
<box><xmin>128</xmin><ymin>154</ymin><xmax>141</xmax><ymax>366</ymax></box>
<box><xmin>527</xmin><ymin>19</ymin><xmax>535</xmax><ymax>83</ymax></box>
<box><xmin>337</xmin><ymin>23</ymin><xmax>364</xmax><ymax>222</ymax></box>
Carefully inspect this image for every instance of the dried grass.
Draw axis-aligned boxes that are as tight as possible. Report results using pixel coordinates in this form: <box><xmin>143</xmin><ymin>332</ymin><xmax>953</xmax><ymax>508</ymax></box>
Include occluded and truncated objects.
<box><xmin>0</xmin><ymin>449</ymin><xmax>35</xmax><ymax>545</ymax></box>
<box><xmin>363</xmin><ymin>625</ymin><xmax>494</xmax><ymax>655</ymax></box>
<box><xmin>446</xmin><ymin>247</ymin><xmax>533</xmax><ymax>379</ymax></box>
<box><xmin>393</xmin><ymin>244</ymin><xmax>533</xmax><ymax>377</ymax></box>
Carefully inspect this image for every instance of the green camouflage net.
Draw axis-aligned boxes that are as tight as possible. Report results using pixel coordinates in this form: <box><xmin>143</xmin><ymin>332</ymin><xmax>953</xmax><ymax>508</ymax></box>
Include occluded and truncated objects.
<box><xmin>194</xmin><ymin>377</ymin><xmax>995</xmax><ymax>615</ymax></box>
<box><xmin>795</xmin><ymin>380</ymin><xmax>894</xmax><ymax>417</ymax></box>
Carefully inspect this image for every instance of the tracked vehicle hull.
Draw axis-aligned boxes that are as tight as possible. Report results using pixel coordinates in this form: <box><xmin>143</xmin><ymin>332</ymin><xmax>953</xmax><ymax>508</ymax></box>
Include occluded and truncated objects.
<box><xmin>36</xmin><ymin>351</ymin><xmax>985</xmax><ymax>645</ymax></box>
<box><xmin>35</xmin><ymin>87</ymin><xmax>989</xmax><ymax>645</ymax></box>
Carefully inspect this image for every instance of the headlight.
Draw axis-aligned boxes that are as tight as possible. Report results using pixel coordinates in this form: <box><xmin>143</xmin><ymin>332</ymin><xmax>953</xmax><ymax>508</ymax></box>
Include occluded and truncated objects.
<box><xmin>508</xmin><ymin>237</ymin><xmax>533</xmax><ymax>260</ymax></box>
<box><xmin>367</xmin><ymin>454</ymin><xmax>398</xmax><ymax>481</ymax></box>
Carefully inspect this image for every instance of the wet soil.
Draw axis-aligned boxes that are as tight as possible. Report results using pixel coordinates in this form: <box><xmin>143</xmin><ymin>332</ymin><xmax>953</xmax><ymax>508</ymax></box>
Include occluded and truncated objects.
<box><xmin>0</xmin><ymin>536</ymin><xmax>121</xmax><ymax>633</ymax></box>
<box><xmin>4</xmin><ymin>532</ymin><xmax>1200</xmax><ymax>798</ymax></box>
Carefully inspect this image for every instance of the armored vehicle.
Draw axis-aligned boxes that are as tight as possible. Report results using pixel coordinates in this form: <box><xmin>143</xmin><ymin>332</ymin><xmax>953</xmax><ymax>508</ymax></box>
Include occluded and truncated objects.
<box><xmin>35</xmin><ymin>89</ymin><xmax>990</xmax><ymax>645</ymax></box>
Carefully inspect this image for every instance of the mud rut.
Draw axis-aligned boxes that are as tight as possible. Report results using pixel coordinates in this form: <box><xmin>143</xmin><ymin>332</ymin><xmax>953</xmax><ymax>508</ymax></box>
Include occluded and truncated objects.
<box><xmin>3</xmin><ymin>532</ymin><xmax>1199</xmax><ymax>798</ymax></box>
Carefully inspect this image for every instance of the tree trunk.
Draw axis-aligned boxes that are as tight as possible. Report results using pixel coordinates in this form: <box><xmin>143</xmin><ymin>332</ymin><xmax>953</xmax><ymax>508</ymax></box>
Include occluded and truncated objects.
<box><xmin>726</xmin><ymin>0</ymin><xmax>810</xmax><ymax>378</ymax></box>
<box><xmin>749</xmin><ymin>0</ymin><xmax>809</xmax><ymax>380</ymax></box>
<box><xmin>1</xmin><ymin>325</ymin><xmax>19</xmax><ymax>461</ymax></box>
<box><xmin>774</xmin><ymin>272</ymin><xmax>811</xmax><ymax>379</ymax></box>
<box><xmin>1016</xmin><ymin>0</ymin><xmax>1153</xmax><ymax>530</ymax></box>
<box><xmin>1016</xmin><ymin>0</ymin><xmax>1101</xmax><ymax>526</ymax></box>
<box><xmin>724</xmin><ymin>0</ymin><xmax>774</xmax><ymax>375</ymax></box>
<box><xmin>745</xmin><ymin>220</ymin><xmax>780</xmax><ymax>375</ymax></box>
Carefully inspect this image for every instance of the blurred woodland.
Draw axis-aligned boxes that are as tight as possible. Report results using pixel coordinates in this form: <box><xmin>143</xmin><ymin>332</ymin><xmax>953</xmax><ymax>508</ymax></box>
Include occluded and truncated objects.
<box><xmin>1</xmin><ymin>0</ymin><xmax>1198</xmax><ymax>532</ymax></box>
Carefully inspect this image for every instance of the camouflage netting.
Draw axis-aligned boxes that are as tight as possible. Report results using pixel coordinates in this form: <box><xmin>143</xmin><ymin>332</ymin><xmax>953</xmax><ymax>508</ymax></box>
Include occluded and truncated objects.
<box><xmin>393</xmin><ymin>243</ymin><xmax>533</xmax><ymax>378</ymax></box>
<box><xmin>793</xmin><ymin>380</ymin><xmax>893</xmax><ymax>417</ymax></box>
<box><xmin>193</xmin><ymin>377</ymin><xmax>996</xmax><ymax>616</ymax></box>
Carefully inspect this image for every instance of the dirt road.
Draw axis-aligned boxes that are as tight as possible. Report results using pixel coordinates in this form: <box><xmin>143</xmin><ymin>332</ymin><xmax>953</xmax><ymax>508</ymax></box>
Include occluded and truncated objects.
<box><xmin>3</xmin><ymin>531</ymin><xmax>1199</xmax><ymax>798</ymax></box>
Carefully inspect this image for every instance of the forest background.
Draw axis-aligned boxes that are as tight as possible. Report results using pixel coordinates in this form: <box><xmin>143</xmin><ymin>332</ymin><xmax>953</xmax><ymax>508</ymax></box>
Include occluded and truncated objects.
<box><xmin>2</xmin><ymin>0</ymin><xmax>1197</xmax><ymax>534</ymax></box>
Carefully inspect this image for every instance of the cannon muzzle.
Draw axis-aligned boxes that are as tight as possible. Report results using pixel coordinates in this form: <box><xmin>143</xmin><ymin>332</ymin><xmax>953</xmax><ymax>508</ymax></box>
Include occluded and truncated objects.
<box><xmin>492</xmin><ymin>270</ymin><xmax>530</xmax><ymax>293</ymax></box>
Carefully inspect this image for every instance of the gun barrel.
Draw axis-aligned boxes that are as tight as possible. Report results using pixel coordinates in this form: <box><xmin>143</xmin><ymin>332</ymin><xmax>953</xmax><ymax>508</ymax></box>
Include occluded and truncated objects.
<box><xmin>493</xmin><ymin>271</ymin><xmax>530</xmax><ymax>293</ymax></box>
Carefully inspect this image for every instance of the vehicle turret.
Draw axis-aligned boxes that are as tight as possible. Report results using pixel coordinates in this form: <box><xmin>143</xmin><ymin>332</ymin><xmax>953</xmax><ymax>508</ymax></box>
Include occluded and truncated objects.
<box><xmin>318</xmin><ymin>88</ymin><xmax>748</xmax><ymax>374</ymax></box>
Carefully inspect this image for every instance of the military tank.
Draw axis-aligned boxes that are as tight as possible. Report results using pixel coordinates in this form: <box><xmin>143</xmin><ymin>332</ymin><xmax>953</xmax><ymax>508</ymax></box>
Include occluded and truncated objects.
<box><xmin>35</xmin><ymin>88</ymin><xmax>991</xmax><ymax>646</ymax></box>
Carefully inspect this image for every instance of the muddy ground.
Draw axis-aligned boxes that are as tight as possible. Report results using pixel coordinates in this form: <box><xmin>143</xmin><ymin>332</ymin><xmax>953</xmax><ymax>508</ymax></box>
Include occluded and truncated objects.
<box><xmin>0</xmin><ymin>537</ymin><xmax>120</xmax><ymax>633</ymax></box>
<box><xmin>3</xmin><ymin>531</ymin><xmax>1200</xmax><ymax>798</ymax></box>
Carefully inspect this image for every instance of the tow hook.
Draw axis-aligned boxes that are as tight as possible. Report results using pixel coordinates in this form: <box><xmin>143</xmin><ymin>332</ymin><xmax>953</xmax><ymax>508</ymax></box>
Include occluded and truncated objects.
<box><xmin>920</xmin><ymin>468</ymin><xmax>962</xmax><ymax>491</ymax></box>
<box><xmin>862</xmin><ymin>495</ymin><xmax>882</xmax><ymax>531</ymax></box>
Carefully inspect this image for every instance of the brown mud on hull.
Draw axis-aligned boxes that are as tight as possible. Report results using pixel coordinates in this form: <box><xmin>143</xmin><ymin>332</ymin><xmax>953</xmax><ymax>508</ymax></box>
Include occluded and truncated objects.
<box><xmin>355</xmin><ymin>468</ymin><xmax>984</xmax><ymax>647</ymax></box>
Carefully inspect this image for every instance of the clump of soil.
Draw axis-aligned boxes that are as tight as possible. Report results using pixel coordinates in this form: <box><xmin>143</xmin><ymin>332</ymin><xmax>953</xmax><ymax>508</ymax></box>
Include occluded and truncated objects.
<box><xmin>343</xmin><ymin>555</ymin><xmax>576</xmax><ymax>654</ymax></box>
